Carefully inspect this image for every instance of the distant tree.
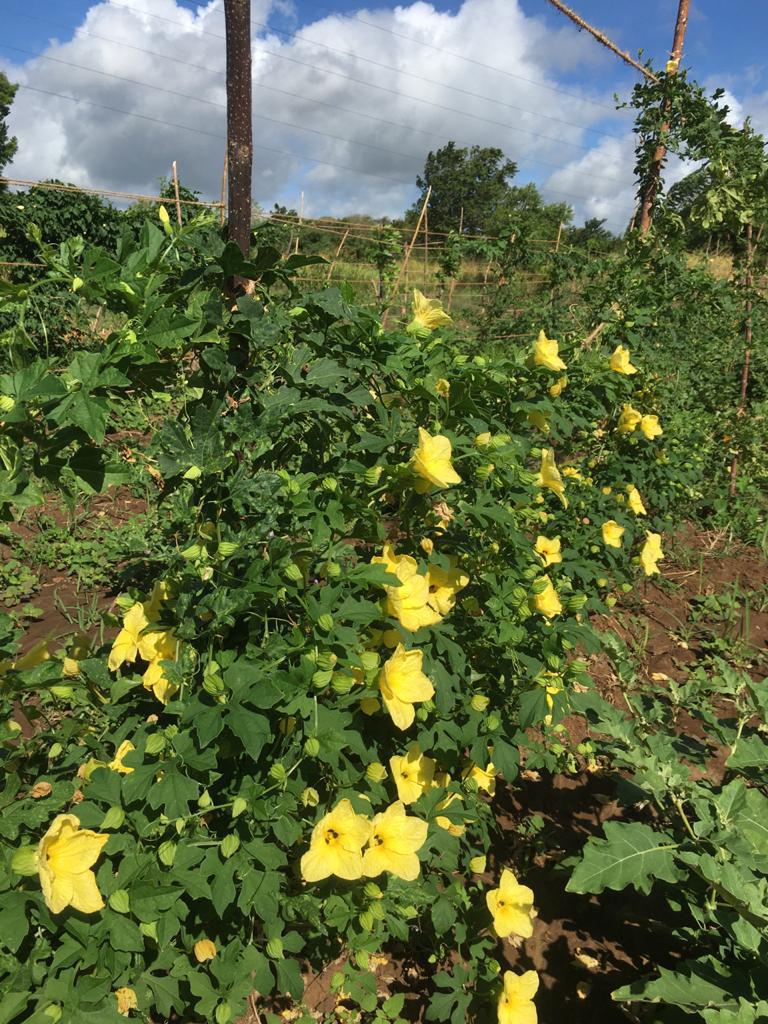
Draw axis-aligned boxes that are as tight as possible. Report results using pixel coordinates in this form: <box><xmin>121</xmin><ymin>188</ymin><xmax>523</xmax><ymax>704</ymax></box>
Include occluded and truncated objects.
<box><xmin>566</xmin><ymin>216</ymin><xmax>615</xmax><ymax>251</ymax></box>
<box><xmin>491</xmin><ymin>182</ymin><xmax>571</xmax><ymax>241</ymax></box>
<box><xmin>0</xmin><ymin>72</ymin><xmax>19</xmax><ymax>187</ymax></box>
<box><xmin>409</xmin><ymin>142</ymin><xmax>518</xmax><ymax>235</ymax></box>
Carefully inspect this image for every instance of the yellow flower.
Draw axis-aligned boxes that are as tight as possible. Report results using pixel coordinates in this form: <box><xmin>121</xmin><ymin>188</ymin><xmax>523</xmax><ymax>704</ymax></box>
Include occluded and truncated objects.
<box><xmin>601</xmin><ymin>521</ymin><xmax>625</xmax><ymax>549</ymax></box>
<box><xmin>115</xmin><ymin>988</ymin><xmax>138</xmax><ymax>1016</ymax></box>
<box><xmin>378</xmin><ymin>645</ymin><xmax>435</xmax><ymax>730</ymax></box>
<box><xmin>300</xmin><ymin>799</ymin><xmax>371</xmax><ymax>882</ymax></box>
<box><xmin>543</xmin><ymin>674</ymin><xmax>563</xmax><ymax>726</ymax></box>
<box><xmin>420</xmin><ymin>537</ymin><xmax>434</xmax><ymax>555</ymax></box>
<box><xmin>62</xmin><ymin>632</ymin><xmax>91</xmax><ymax>677</ymax></box>
<box><xmin>486</xmin><ymin>868</ymin><xmax>535</xmax><ymax>938</ymax></box>
<box><xmin>107</xmin><ymin>603</ymin><xmax>150</xmax><ymax>672</ymax></box>
<box><xmin>109</xmin><ymin>741</ymin><xmax>136</xmax><ymax>775</ymax></box>
<box><xmin>373</xmin><ymin>546</ymin><xmax>442</xmax><ymax>633</ymax></box>
<box><xmin>532</xmin><ymin>330</ymin><xmax>566</xmax><ymax>372</ymax></box>
<box><xmin>434</xmin><ymin>378</ymin><xmax>450</xmax><ymax>398</ymax></box>
<box><xmin>640</xmin><ymin>414</ymin><xmax>663</xmax><ymax>440</ymax></box>
<box><xmin>640</xmin><ymin>532</ymin><xmax>664</xmax><ymax>576</ymax></box>
<box><xmin>535</xmin><ymin>536</ymin><xmax>561</xmax><ymax>567</ymax></box>
<box><xmin>537</xmin><ymin>449</ymin><xmax>568</xmax><ymax>508</ymax></box>
<box><xmin>463</xmin><ymin>761</ymin><xmax>497</xmax><ymax>796</ymax></box>
<box><xmin>194</xmin><ymin>939</ymin><xmax>217</xmax><ymax>963</ymax></box>
<box><xmin>362</xmin><ymin>801</ymin><xmax>428</xmax><ymax>881</ymax></box>
<box><xmin>498</xmin><ymin>970</ymin><xmax>539</xmax><ymax>1024</ymax></box>
<box><xmin>527</xmin><ymin>410</ymin><xmax>550</xmax><ymax>433</ymax></box>
<box><xmin>562</xmin><ymin>466</ymin><xmax>582</xmax><ymax>480</ymax></box>
<box><xmin>412</xmin><ymin>428</ymin><xmax>462</xmax><ymax>492</ymax></box>
<box><xmin>609</xmin><ymin>345</ymin><xmax>638</xmax><ymax>375</ymax></box>
<box><xmin>144</xmin><ymin>579</ymin><xmax>173</xmax><ymax>621</ymax></box>
<box><xmin>427</xmin><ymin>559</ymin><xmax>469</xmax><ymax>616</ymax></box>
<box><xmin>617</xmin><ymin>404</ymin><xmax>642</xmax><ymax>434</ymax></box>
<box><xmin>549</xmin><ymin>375</ymin><xmax>567</xmax><ymax>397</ymax></box>
<box><xmin>434</xmin><ymin>777</ymin><xmax>465</xmax><ymax>835</ymax></box>
<box><xmin>475</xmin><ymin>431</ymin><xmax>492</xmax><ymax>447</ymax></box>
<box><xmin>407</xmin><ymin>289</ymin><xmax>452</xmax><ymax>337</ymax></box>
<box><xmin>37</xmin><ymin>814</ymin><xmax>108</xmax><ymax>914</ymax></box>
<box><xmin>531</xmin><ymin>577</ymin><xmax>562</xmax><ymax>619</ymax></box>
<box><xmin>626</xmin><ymin>484</ymin><xmax>647</xmax><ymax>516</ymax></box>
<box><xmin>470</xmin><ymin>855</ymin><xmax>487</xmax><ymax>873</ymax></box>
<box><xmin>390</xmin><ymin>743</ymin><xmax>436</xmax><ymax>804</ymax></box>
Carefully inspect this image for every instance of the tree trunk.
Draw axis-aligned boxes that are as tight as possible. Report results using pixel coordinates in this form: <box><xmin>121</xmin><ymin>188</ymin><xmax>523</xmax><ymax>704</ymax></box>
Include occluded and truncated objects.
<box><xmin>224</xmin><ymin>0</ymin><xmax>252</xmax><ymax>261</ymax></box>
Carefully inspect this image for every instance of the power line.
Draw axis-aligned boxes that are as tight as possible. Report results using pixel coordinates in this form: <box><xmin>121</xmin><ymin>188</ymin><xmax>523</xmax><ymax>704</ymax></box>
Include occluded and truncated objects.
<box><xmin>0</xmin><ymin>12</ymin><xmax>632</xmax><ymax>191</ymax></box>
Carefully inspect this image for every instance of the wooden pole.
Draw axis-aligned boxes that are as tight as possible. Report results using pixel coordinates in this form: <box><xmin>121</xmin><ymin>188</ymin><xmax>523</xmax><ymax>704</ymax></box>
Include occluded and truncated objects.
<box><xmin>382</xmin><ymin>185</ymin><xmax>431</xmax><ymax>327</ymax></box>
<box><xmin>639</xmin><ymin>0</ymin><xmax>690</xmax><ymax>235</ymax></box>
<box><xmin>326</xmin><ymin>227</ymin><xmax>349</xmax><ymax>283</ymax></box>
<box><xmin>294</xmin><ymin>190</ymin><xmax>304</xmax><ymax>255</ymax></box>
<box><xmin>446</xmin><ymin>206</ymin><xmax>463</xmax><ymax>313</ymax></box>
<box><xmin>554</xmin><ymin>221</ymin><xmax>563</xmax><ymax>252</ymax></box>
<box><xmin>224</xmin><ymin>0</ymin><xmax>252</xmax><ymax>262</ymax></box>
<box><xmin>423</xmin><ymin>202</ymin><xmax>429</xmax><ymax>289</ymax></box>
<box><xmin>171</xmin><ymin>161</ymin><xmax>182</xmax><ymax>227</ymax></box>
<box><xmin>729</xmin><ymin>221</ymin><xmax>754</xmax><ymax>497</ymax></box>
<box><xmin>545</xmin><ymin>0</ymin><xmax>658</xmax><ymax>82</ymax></box>
<box><xmin>219</xmin><ymin>149</ymin><xmax>228</xmax><ymax>228</ymax></box>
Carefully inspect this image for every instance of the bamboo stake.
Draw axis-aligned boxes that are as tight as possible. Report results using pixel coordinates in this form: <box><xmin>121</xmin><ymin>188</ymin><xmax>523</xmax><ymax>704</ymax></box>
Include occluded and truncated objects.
<box><xmin>546</xmin><ymin>0</ymin><xmax>658</xmax><ymax>82</ymax></box>
<box><xmin>171</xmin><ymin>161</ymin><xmax>182</xmax><ymax>227</ymax></box>
<box><xmin>294</xmin><ymin>190</ymin><xmax>304</xmax><ymax>255</ymax></box>
<box><xmin>554</xmin><ymin>221</ymin><xmax>563</xmax><ymax>252</ymax></box>
<box><xmin>423</xmin><ymin>202</ymin><xmax>429</xmax><ymax>290</ymax></box>
<box><xmin>382</xmin><ymin>185</ymin><xmax>431</xmax><ymax>327</ymax></box>
<box><xmin>639</xmin><ymin>0</ymin><xmax>690</xmax><ymax>234</ymax></box>
<box><xmin>729</xmin><ymin>221</ymin><xmax>754</xmax><ymax>497</ymax></box>
<box><xmin>326</xmin><ymin>228</ymin><xmax>349</xmax><ymax>283</ymax></box>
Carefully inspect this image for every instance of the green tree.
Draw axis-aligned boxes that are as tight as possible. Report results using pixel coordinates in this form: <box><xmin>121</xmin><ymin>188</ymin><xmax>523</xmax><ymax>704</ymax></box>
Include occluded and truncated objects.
<box><xmin>0</xmin><ymin>72</ymin><xmax>19</xmax><ymax>187</ymax></box>
<box><xmin>409</xmin><ymin>142</ymin><xmax>518</xmax><ymax>235</ymax></box>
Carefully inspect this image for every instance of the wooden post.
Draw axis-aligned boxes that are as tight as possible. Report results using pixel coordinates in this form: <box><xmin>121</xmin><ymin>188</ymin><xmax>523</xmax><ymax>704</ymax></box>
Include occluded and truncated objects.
<box><xmin>326</xmin><ymin>227</ymin><xmax>349</xmax><ymax>283</ymax></box>
<box><xmin>554</xmin><ymin>221</ymin><xmax>563</xmax><ymax>252</ymax></box>
<box><xmin>423</xmin><ymin>202</ymin><xmax>429</xmax><ymax>289</ymax></box>
<box><xmin>294</xmin><ymin>190</ymin><xmax>304</xmax><ymax>255</ymax></box>
<box><xmin>171</xmin><ymin>161</ymin><xmax>182</xmax><ymax>227</ymax></box>
<box><xmin>729</xmin><ymin>221</ymin><xmax>754</xmax><ymax>497</ymax></box>
<box><xmin>639</xmin><ymin>0</ymin><xmax>690</xmax><ymax>235</ymax></box>
<box><xmin>382</xmin><ymin>186</ymin><xmax>431</xmax><ymax>327</ymax></box>
<box><xmin>545</xmin><ymin>0</ymin><xmax>658</xmax><ymax>82</ymax></box>
<box><xmin>219</xmin><ymin>149</ymin><xmax>228</xmax><ymax>228</ymax></box>
<box><xmin>224</xmin><ymin>0</ymin><xmax>252</xmax><ymax>261</ymax></box>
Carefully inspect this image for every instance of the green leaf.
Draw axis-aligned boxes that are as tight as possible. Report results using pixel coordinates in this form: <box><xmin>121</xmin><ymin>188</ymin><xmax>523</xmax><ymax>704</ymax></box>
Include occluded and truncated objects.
<box><xmin>226</xmin><ymin>706</ymin><xmax>271</xmax><ymax>758</ymax></box>
<box><xmin>567</xmin><ymin>821</ymin><xmax>680</xmax><ymax>895</ymax></box>
<box><xmin>147</xmin><ymin>764</ymin><xmax>199</xmax><ymax>819</ymax></box>
<box><xmin>614</xmin><ymin>957</ymin><xmax>752</xmax><ymax>1010</ymax></box>
<box><xmin>431</xmin><ymin>897</ymin><xmax>456</xmax><ymax>934</ymax></box>
<box><xmin>108</xmin><ymin>914</ymin><xmax>145</xmax><ymax>952</ymax></box>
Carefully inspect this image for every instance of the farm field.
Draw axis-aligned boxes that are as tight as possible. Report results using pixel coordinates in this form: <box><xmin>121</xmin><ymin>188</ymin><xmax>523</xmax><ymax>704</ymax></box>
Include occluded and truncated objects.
<box><xmin>1</xmin><ymin>3</ymin><xmax>768</xmax><ymax>1023</ymax></box>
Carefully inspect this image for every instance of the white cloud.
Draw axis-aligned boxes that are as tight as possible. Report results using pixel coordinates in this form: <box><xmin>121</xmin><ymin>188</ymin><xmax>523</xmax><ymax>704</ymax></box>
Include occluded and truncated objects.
<box><xmin>1</xmin><ymin>0</ymin><xmax>648</xmax><ymax>224</ymax></box>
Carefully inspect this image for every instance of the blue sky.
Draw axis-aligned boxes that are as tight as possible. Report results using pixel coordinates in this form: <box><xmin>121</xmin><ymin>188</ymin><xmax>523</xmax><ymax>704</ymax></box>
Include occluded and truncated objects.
<box><xmin>2</xmin><ymin>1</ymin><xmax>767</xmax><ymax>229</ymax></box>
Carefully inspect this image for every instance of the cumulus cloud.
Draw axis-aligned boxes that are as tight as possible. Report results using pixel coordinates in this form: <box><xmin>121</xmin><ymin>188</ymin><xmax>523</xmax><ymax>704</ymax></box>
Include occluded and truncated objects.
<box><xmin>2</xmin><ymin>0</ymin><xmax>643</xmax><ymax>224</ymax></box>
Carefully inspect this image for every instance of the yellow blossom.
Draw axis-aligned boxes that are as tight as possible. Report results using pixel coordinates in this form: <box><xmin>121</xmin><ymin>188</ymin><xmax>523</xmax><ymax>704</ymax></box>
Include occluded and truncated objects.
<box><xmin>193</xmin><ymin>939</ymin><xmax>217</xmax><ymax>963</ymax></box>
<box><xmin>390</xmin><ymin>744</ymin><xmax>436</xmax><ymax>804</ymax></box>
<box><xmin>537</xmin><ymin>448</ymin><xmax>568</xmax><ymax>508</ymax></box>
<box><xmin>475</xmin><ymin>431</ymin><xmax>492</xmax><ymax>447</ymax></box>
<box><xmin>562</xmin><ymin>466</ymin><xmax>582</xmax><ymax>480</ymax></box>
<box><xmin>115</xmin><ymin>988</ymin><xmax>138</xmax><ymax>1016</ymax></box>
<box><xmin>420</xmin><ymin>537</ymin><xmax>434</xmax><ymax>555</ymax></box>
<box><xmin>434</xmin><ymin>378</ymin><xmax>450</xmax><ymax>398</ymax></box>
<box><xmin>640</xmin><ymin>532</ymin><xmax>664</xmax><ymax>576</ymax></box>
<box><xmin>535</xmin><ymin>536</ymin><xmax>561</xmax><ymax>567</ymax></box>
<box><xmin>373</xmin><ymin>546</ymin><xmax>442</xmax><ymax>632</ymax></box>
<box><xmin>407</xmin><ymin>289</ymin><xmax>452</xmax><ymax>337</ymax></box>
<box><xmin>108</xmin><ymin>603</ymin><xmax>150</xmax><ymax>672</ymax></box>
<box><xmin>109</xmin><ymin>741</ymin><xmax>136</xmax><ymax>775</ymax></box>
<box><xmin>533</xmin><ymin>330</ymin><xmax>566</xmax><ymax>372</ymax></box>
<box><xmin>609</xmin><ymin>345</ymin><xmax>638</xmax><ymax>375</ymax></box>
<box><xmin>37</xmin><ymin>813</ymin><xmax>108</xmax><ymax>914</ymax></box>
<box><xmin>531</xmin><ymin>577</ymin><xmax>562</xmax><ymax>619</ymax></box>
<box><xmin>144</xmin><ymin>579</ymin><xmax>173</xmax><ymax>621</ymax></box>
<box><xmin>601</xmin><ymin>521</ymin><xmax>625</xmax><ymax>549</ymax></box>
<box><xmin>549</xmin><ymin>375</ymin><xmax>567</xmax><ymax>397</ymax></box>
<box><xmin>543</xmin><ymin>674</ymin><xmax>563</xmax><ymax>726</ymax></box>
<box><xmin>626</xmin><ymin>484</ymin><xmax>647</xmax><ymax>515</ymax></box>
<box><xmin>362</xmin><ymin>801</ymin><xmax>428</xmax><ymax>881</ymax></box>
<box><xmin>640</xmin><ymin>414</ymin><xmax>663</xmax><ymax>440</ymax></box>
<box><xmin>141</xmin><ymin>630</ymin><xmax>180</xmax><ymax>704</ymax></box>
<box><xmin>300</xmin><ymin>799</ymin><xmax>371</xmax><ymax>882</ymax></box>
<box><xmin>378</xmin><ymin>645</ymin><xmax>435</xmax><ymax>730</ymax></box>
<box><xmin>463</xmin><ymin>761</ymin><xmax>497</xmax><ymax>796</ymax></box>
<box><xmin>498</xmin><ymin>970</ymin><xmax>539</xmax><ymax>1024</ymax></box>
<box><xmin>470</xmin><ymin>855</ymin><xmax>487</xmax><ymax>873</ymax></box>
<box><xmin>486</xmin><ymin>868</ymin><xmax>535</xmax><ymax>938</ymax></box>
<box><xmin>435</xmin><ymin>787</ymin><xmax>465</xmax><ymax>836</ymax></box>
<box><xmin>412</xmin><ymin>428</ymin><xmax>462</xmax><ymax>492</ymax></box>
<box><xmin>617</xmin><ymin>404</ymin><xmax>642</xmax><ymax>434</ymax></box>
<box><xmin>427</xmin><ymin>559</ymin><xmax>469</xmax><ymax>616</ymax></box>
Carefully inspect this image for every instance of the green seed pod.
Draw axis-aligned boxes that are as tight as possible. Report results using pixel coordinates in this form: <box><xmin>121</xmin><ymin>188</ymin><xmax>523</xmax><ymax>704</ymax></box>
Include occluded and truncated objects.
<box><xmin>220</xmin><ymin>834</ymin><xmax>240</xmax><ymax>859</ymax></box>
<box><xmin>300</xmin><ymin>787</ymin><xmax>320</xmax><ymax>807</ymax></box>
<box><xmin>217</xmin><ymin>541</ymin><xmax>239</xmax><ymax>557</ymax></box>
<box><xmin>366</xmin><ymin>762</ymin><xmax>387</xmax><ymax>783</ymax></box>
<box><xmin>198</xmin><ymin>789</ymin><xmax>213</xmax><ymax>810</ymax></box>
<box><xmin>355</xmin><ymin>949</ymin><xmax>371</xmax><ymax>970</ymax></box>
<box><xmin>100</xmin><ymin>806</ymin><xmax>125</xmax><ymax>830</ymax></box>
<box><xmin>159</xmin><ymin>840</ymin><xmax>177</xmax><ymax>866</ymax></box>
<box><xmin>139</xmin><ymin>920</ymin><xmax>159</xmax><ymax>941</ymax></box>
<box><xmin>322</xmin><ymin>476</ymin><xmax>338</xmax><ymax>492</ymax></box>
<box><xmin>471</xmin><ymin>694</ymin><xmax>490</xmax><ymax>712</ymax></box>
<box><xmin>214</xmin><ymin>1002</ymin><xmax>232</xmax><ymax>1024</ymax></box>
<box><xmin>108</xmin><ymin>889</ymin><xmax>130</xmax><ymax>914</ymax></box>
<box><xmin>284</xmin><ymin>562</ymin><xmax>303</xmax><ymax>584</ymax></box>
<box><xmin>145</xmin><ymin>733</ymin><xmax>166</xmax><ymax>756</ymax></box>
<box><xmin>331</xmin><ymin>672</ymin><xmax>355</xmax><ymax>695</ymax></box>
<box><xmin>485</xmin><ymin>712</ymin><xmax>501</xmax><ymax>732</ymax></box>
<box><xmin>421</xmin><ymin>699</ymin><xmax>436</xmax><ymax>713</ymax></box>
<box><xmin>324</xmin><ymin>561</ymin><xmax>342</xmax><ymax>578</ymax></box>
<box><xmin>43</xmin><ymin>1006</ymin><xmax>62</xmax><ymax>1022</ymax></box>
<box><xmin>489</xmin><ymin>433</ymin><xmax>511</xmax><ymax>450</ymax></box>
<box><xmin>269</xmin><ymin>763</ymin><xmax>288</xmax><ymax>785</ymax></box>
<box><xmin>11</xmin><ymin>845</ymin><xmax>38</xmax><ymax>876</ymax></box>
<box><xmin>358</xmin><ymin>910</ymin><xmax>374</xmax><ymax>932</ymax></box>
<box><xmin>231</xmin><ymin>796</ymin><xmax>247</xmax><ymax>818</ymax></box>
<box><xmin>369</xmin><ymin>900</ymin><xmax>385</xmax><ymax>921</ymax></box>
<box><xmin>317</xmin><ymin>613</ymin><xmax>334</xmax><ymax>633</ymax></box>
<box><xmin>304</xmin><ymin>737</ymin><xmax>320</xmax><ymax>757</ymax></box>
<box><xmin>266</xmin><ymin>937</ymin><xmax>284</xmax><ymax>959</ymax></box>
<box><xmin>202</xmin><ymin>669</ymin><xmax>225</xmax><ymax>696</ymax></box>
<box><xmin>311</xmin><ymin>669</ymin><xmax>332</xmax><ymax>689</ymax></box>
<box><xmin>180</xmin><ymin>542</ymin><xmax>205</xmax><ymax>561</ymax></box>
<box><xmin>566</xmin><ymin>594</ymin><xmax>588</xmax><ymax>613</ymax></box>
<box><xmin>364</xmin><ymin>466</ymin><xmax>383</xmax><ymax>487</ymax></box>
<box><xmin>0</xmin><ymin>394</ymin><xmax>17</xmax><ymax>414</ymax></box>
<box><xmin>364</xmin><ymin>882</ymin><xmax>383</xmax><ymax>900</ymax></box>
<box><xmin>316</xmin><ymin>652</ymin><xmax>337</xmax><ymax>671</ymax></box>
<box><xmin>360</xmin><ymin>650</ymin><xmax>380</xmax><ymax>674</ymax></box>
<box><xmin>48</xmin><ymin>743</ymin><xmax>63</xmax><ymax>760</ymax></box>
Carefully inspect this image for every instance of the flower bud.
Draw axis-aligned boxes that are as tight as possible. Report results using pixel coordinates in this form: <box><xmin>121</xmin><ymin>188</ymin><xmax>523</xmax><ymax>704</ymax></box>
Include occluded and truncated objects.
<box><xmin>266</xmin><ymin>937</ymin><xmax>284</xmax><ymax>959</ymax></box>
<box><xmin>476</xmin><ymin>463</ymin><xmax>495</xmax><ymax>482</ymax></box>
<box><xmin>311</xmin><ymin>669</ymin><xmax>332</xmax><ymax>689</ymax></box>
<box><xmin>108</xmin><ymin>889</ymin><xmax>130</xmax><ymax>914</ymax></box>
<box><xmin>194</xmin><ymin>939</ymin><xmax>217</xmax><ymax>963</ymax></box>
<box><xmin>331</xmin><ymin>672</ymin><xmax>355</xmax><ymax>695</ymax></box>
<box><xmin>321</xmin><ymin>476</ymin><xmax>338</xmax><ymax>493</ymax></box>
<box><xmin>488</xmin><ymin>960</ymin><xmax>501</xmax><ymax>976</ymax></box>
<box><xmin>324</xmin><ymin>561</ymin><xmax>341</xmax><ymax>578</ymax></box>
<box><xmin>139</xmin><ymin>921</ymin><xmax>159</xmax><ymax>941</ymax></box>
<box><xmin>100</xmin><ymin>806</ymin><xmax>125</xmax><ymax>830</ymax></box>
<box><xmin>471</xmin><ymin>694</ymin><xmax>490</xmax><ymax>712</ymax></box>
<box><xmin>231</xmin><ymin>796</ymin><xmax>247</xmax><ymax>818</ymax></box>
<box><xmin>317</xmin><ymin>613</ymin><xmax>334</xmax><ymax>633</ymax></box>
<box><xmin>366</xmin><ymin>762</ymin><xmax>387</xmax><ymax>783</ymax></box>
<box><xmin>11</xmin><ymin>845</ymin><xmax>38</xmax><ymax>876</ymax></box>
<box><xmin>43</xmin><ymin>1006</ymin><xmax>62</xmax><ymax>1022</ymax></box>
<box><xmin>364</xmin><ymin>882</ymin><xmax>383</xmax><ymax>900</ymax></box>
<box><xmin>421</xmin><ymin>699</ymin><xmax>436</xmax><ymax>713</ymax></box>
<box><xmin>420</xmin><ymin>537</ymin><xmax>434</xmax><ymax>555</ymax></box>
<box><xmin>304</xmin><ymin>737</ymin><xmax>320</xmax><ymax>757</ymax></box>
<box><xmin>300</xmin><ymin>787</ymin><xmax>320</xmax><ymax>807</ymax></box>
<box><xmin>474</xmin><ymin>432</ymin><xmax>492</xmax><ymax>448</ymax></box>
<box><xmin>217</xmin><ymin>541</ymin><xmax>239</xmax><ymax>557</ymax></box>
<box><xmin>29</xmin><ymin>782</ymin><xmax>53</xmax><ymax>799</ymax></box>
<box><xmin>364</xmin><ymin>466</ymin><xmax>384</xmax><ymax>487</ymax></box>
<box><xmin>48</xmin><ymin>743</ymin><xmax>63</xmax><ymax>760</ymax></box>
<box><xmin>145</xmin><ymin>733</ymin><xmax>166</xmax><ymax>755</ymax></box>
<box><xmin>214</xmin><ymin>1002</ymin><xmax>232</xmax><ymax>1024</ymax></box>
<box><xmin>269</xmin><ymin>763</ymin><xmax>288</xmax><ymax>785</ymax></box>
<box><xmin>485</xmin><ymin>712</ymin><xmax>501</xmax><ymax>732</ymax></box>
<box><xmin>316</xmin><ymin>652</ymin><xmax>337</xmax><ymax>671</ymax></box>
<box><xmin>566</xmin><ymin>594</ymin><xmax>588</xmax><ymax>612</ymax></box>
<box><xmin>284</xmin><ymin>562</ymin><xmax>303</xmax><ymax>584</ymax></box>
<box><xmin>606</xmin><ymin>595</ymin><xmax>617</xmax><ymax>607</ymax></box>
<box><xmin>358</xmin><ymin>910</ymin><xmax>374</xmax><ymax>932</ymax></box>
<box><xmin>469</xmin><ymin>855</ymin><xmax>486</xmax><ymax>874</ymax></box>
<box><xmin>198</xmin><ymin>789</ymin><xmax>213</xmax><ymax>809</ymax></box>
<box><xmin>220</xmin><ymin>834</ymin><xmax>240</xmax><ymax>859</ymax></box>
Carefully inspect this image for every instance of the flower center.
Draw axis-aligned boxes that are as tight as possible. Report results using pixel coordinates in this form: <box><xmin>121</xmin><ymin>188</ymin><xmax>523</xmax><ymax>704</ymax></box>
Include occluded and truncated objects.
<box><xmin>324</xmin><ymin>829</ymin><xmax>339</xmax><ymax>845</ymax></box>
